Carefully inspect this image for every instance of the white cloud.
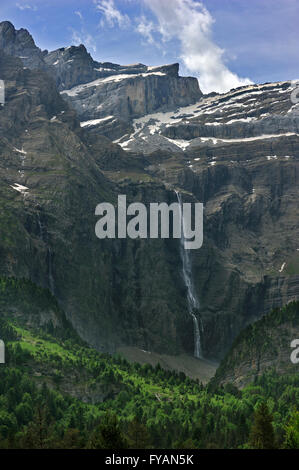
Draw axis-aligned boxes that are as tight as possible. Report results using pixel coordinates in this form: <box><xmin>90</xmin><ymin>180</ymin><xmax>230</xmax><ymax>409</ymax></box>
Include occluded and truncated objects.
<box><xmin>16</xmin><ymin>2</ymin><xmax>37</xmax><ymax>11</ymax></box>
<box><xmin>142</xmin><ymin>0</ymin><xmax>252</xmax><ymax>93</ymax></box>
<box><xmin>75</xmin><ymin>11</ymin><xmax>83</xmax><ymax>21</ymax></box>
<box><xmin>95</xmin><ymin>0</ymin><xmax>130</xmax><ymax>29</ymax></box>
<box><xmin>136</xmin><ymin>15</ymin><xmax>156</xmax><ymax>46</ymax></box>
<box><xmin>70</xmin><ymin>28</ymin><xmax>97</xmax><ymax>53</ymax></box>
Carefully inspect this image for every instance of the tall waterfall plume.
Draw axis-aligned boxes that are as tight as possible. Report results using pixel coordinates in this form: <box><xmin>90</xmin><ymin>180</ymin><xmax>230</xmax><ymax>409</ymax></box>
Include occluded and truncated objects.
<box><xmin>175</xmin><ymin>191</ymin><xmax>202</xmax><ymax>359</ymax></box>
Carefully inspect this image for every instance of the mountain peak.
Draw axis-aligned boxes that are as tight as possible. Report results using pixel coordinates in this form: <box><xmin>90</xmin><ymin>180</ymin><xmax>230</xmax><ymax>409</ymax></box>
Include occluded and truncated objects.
<box><xmin>0</xmin><ymin>20</ymin><xmax>15</xmax><ymax>30</ymax></box>
<box><xmin>0</xmin><ymin>20</ymin><xmax>36</xmax><ymax>48</ymax></box>
<box><xmin>0</xmin><ymin>20</ymin><xmax>46</xmax><ymax>70</ymax></box>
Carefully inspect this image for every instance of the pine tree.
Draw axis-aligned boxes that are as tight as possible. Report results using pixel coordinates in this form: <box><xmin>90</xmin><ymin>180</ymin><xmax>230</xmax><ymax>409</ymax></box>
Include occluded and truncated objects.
<box><xmin>61</xmin><ymin>428</ymin><xmax>83</xmax><ymax>449</ymax></box>
<box><xmin>21</xmin><ymin>406</ymin><xmax>55</xmax><ymax>449</ymax></box>
<box><xmin>284</xmin><ymin>411</ymin><xmax>299</xmax><ymax>449</ymax></box>
<box><xmin>126</xmin><ymin>416</ymin><xmax>150</xmax><ymax>449</ymax></box>
<box><xmin>249</xmin><ymin>402</ymin><xmax>276</xmax><ymax>449</ymax></box>
<box><xmin>87</xmin><ymin>412</ymin><xmax>126</xmax><ymax>449</ymax></box>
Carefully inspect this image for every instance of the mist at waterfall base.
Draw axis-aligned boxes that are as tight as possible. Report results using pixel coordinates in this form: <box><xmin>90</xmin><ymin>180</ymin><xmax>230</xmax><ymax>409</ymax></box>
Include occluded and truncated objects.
<box><xmin>176</xmin><ymin>191</ymin><xmax>203</xmax><ymax>359</ymax></box>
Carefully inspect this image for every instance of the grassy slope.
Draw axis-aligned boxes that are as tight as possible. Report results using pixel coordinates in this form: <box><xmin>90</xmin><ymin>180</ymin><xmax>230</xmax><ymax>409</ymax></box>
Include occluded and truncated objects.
<box><xmin>0</xmin><ymin>277</ymin><xmax>298</xmax><ymax>448</ymax></box>
<box><xmin>0</xmin><ymin>277</ymin><xmax>202</xmax><ymax>410</ymax></box>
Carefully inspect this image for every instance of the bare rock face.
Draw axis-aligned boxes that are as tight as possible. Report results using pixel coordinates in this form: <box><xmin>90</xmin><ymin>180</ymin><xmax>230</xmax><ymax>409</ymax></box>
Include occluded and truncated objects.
<box><xmin>115</xmin><ymin>81</ymin><xmax>299</xmax><ymax>154</ymax></box>
<box><xmin>0</xmin><ymin>21</ymin><xmax>298</xmax><ymax>361</ymax></box>
<box><xmin>0</xmin><ymin>50</ymin><xmax>192</xmax><ymax>357</ymax></box>
<box><xmin>44</xmin><ymin>43</ymin><xmax>202</xmax><ymax>127</ymax></box>
<box><xmin>44</xmin><ymin>44</ymin><xmax>100</xmax><ymax>90</ymax></box>
<box><xmin>60</xmin><ymin>66</ymin><xmax>201</xmax><ymax>137</ymax></box>
<box><xmin>0</xmin><ymin>21</ymin><xmax>46</xmax><ymax>70</ymax></box>
<box><xmin>0</xmin><ymin>20</ymin><xmax>202</xmax><ymax>140</ymax></box>
<box><xmin>127</xmin><ymin>81</ymin><xmax>299</xmax><ymax>359</ymax></box>
<box><xmin>45</xmin><ymin>45</ymin><xmax>181</xmax><ymax>91</ymax></box>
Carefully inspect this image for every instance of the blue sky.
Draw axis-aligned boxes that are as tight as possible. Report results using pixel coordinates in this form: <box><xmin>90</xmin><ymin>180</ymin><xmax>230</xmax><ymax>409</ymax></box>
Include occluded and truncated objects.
<box><xmin>1</xmin><ymin>0</ymin><xmax>298</xmax><ymax>93</ymax></box>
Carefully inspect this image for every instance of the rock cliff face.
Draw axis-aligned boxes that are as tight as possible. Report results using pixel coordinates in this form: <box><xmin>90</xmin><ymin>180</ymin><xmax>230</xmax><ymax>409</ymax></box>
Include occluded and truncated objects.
<box><xmin>0</xmin><ymin>22</ymin><xmax>201</xmax><ymax>142</ymax></box>
<box><xmin>0</xmin><ymin>21</ymin><xmax>46</xmax><ymax>70</ymax></box>
<box><xmin>0</xmin><ymin>48</ymin><xmax>191</xmax><ymax>356</ymax></box>
<box><xmin>45</xmin><ymin>45</ymin><xmax>181</xmax><ymax>91</ymax></box>
<box><xmin>213</xmin><ymin>301</ymin><xmax>299</xmax><ymax>388</ymax></box>
<box><xmin>0</xmin><ymin>21</ymin><xmax>298</xmax><ymax>360</ymax></box>
<box><xmin>115</xmin><ymin>81</ymin><xmax>298</xmax><ymax>153</ymax></box>
<box><xmin>61</xmin><ymin>70</ymin><xmax>200</xmax><ymax>134</ymax></box>
<box><xmin>112</xmin><ymin>80</ymin><xmax>299</xmax><ymax>358</ymax></box>
<box><xmin>57</xmin><ymin>58</ymin><xmax>201</xmax><ymax>143</ymax></box>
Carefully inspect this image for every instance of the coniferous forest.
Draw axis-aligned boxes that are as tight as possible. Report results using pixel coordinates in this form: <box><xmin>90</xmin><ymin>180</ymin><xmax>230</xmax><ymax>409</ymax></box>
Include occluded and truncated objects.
<box><xmin>0</xmin><ymin>278</ymin><xmax>298</xmax><ymax>449</ymax></box>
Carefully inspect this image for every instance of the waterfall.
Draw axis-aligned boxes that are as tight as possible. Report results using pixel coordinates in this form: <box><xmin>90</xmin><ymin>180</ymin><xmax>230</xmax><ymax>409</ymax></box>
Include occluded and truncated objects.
<box><xmin>37</xmin><ymin>212</ymin><xmax>54</xmax><ymax>292</ymax></box>
<box><xmin>37</xmin><ymin>212</ymin><xmax>44</xmax><ymax>240</ymax></box>
<box><xmin>47</xmin><ymin>248</ymin><xmax>55</xmax><ymax>293</ymax></box>
<box><xmin>37</xmin><ymin>211</ymin><xmax>55</xmax><ymax>294</ymax></box>
<box><xmin>175</xmin><ymin>191</ymin><xmax>202</xmax><ymax>359</ymax></box>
